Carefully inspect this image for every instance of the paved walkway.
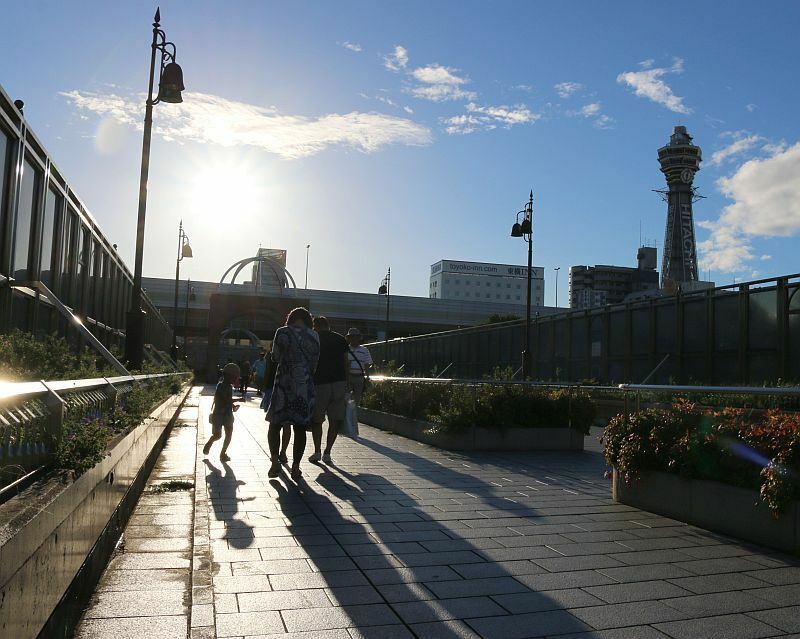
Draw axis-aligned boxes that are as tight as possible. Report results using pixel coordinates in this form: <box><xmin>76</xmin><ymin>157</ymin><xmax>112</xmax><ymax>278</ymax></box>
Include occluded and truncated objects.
<box><xmin>82</xmin><ymin>386</ymin><xmax>800</xmax><ymax>638</ymax></box>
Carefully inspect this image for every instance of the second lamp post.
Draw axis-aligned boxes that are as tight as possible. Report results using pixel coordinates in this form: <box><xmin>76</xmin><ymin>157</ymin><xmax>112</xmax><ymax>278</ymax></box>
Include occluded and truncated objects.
<box><xmin>171</xmin><ymin>220</ymin><xmax>192</xmax><ymax>361</ymax></box>
<box><xmin>510</xmin><ymin>191</ymin><xmax>534</xmax><ymax>378</ymax></box>
<box><xmin>378</xmin><ymin>268</ymin><xmax>391</xmax><ymax>363</ymax></box>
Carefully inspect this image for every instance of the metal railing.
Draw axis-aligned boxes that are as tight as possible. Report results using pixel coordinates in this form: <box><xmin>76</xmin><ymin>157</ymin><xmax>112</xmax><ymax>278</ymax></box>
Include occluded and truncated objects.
<box><xmin>0</xmin><ymin>372</ymin><xmax>191</xmax><ymax>496</ymax></box>
<box><xmin>365</xmin><ymin>375</ymin><xmax>800</xmax><ymax>425</ymax></box>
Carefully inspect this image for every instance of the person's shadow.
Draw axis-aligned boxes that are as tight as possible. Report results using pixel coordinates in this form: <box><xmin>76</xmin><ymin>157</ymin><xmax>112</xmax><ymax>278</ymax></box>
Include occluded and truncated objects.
<box><xmin>204</xmin><ymin>458</ymin><xmax>255</xmax><ymax>549</ymax></box>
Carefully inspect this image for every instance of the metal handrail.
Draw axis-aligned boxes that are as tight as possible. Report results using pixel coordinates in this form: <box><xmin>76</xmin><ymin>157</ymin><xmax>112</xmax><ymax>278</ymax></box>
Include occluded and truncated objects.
<box><xmin>368</xmin><ymin>375</ymin><xmax>800</xmax><ymax>397</ymax></box>
<box><xmin>0</xmin><ymin>373</ymin><xmax>188</xmax><ymax>403</ymax></box>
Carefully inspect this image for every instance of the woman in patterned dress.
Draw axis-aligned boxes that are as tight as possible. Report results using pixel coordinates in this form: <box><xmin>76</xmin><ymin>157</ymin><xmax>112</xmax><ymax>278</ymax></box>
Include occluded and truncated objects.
<box><xmin>266</xmin><ymin>307</ymin><xmax>319</xmax><ymax>480</ymax></box>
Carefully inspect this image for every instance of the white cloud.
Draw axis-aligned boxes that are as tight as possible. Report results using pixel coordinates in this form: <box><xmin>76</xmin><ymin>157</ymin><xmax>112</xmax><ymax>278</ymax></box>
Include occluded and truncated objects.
<box><xmin>760</xmin><ymin>254</ymin><xmax>772</xmax><ymax>261</ymax></box>
<box><xmin>444</xmin><ymin>102</ymin><xmax>539</xmax><ymax>134</ymax></box>
<box><xmin>408</xmin><ymin>64</ymin><xmax>477</xmax><ymax>102</ymax></box>
<box><xmin>554</xmin><ymin>82</ymin><xmax>583</xmax><ymax>98</ymax></box>
<box><xmin>709</xmin><ymin>132</ymin><xmax>764</xmax><ymax>166</ymax></box>
<box><xmin>697</xmin><ymin>142</ymin><xmax>800</xmax><ymax>273</ymax></box>
<box><xmin>61</xmin><ymin>89</ymin><xmax>432</xmax><ymax>159</ymax></box>
<box><xmin>383</xmin><ymin>45</ymin><xmax>409</xmax><ymax>71</ymax></box>
<box><xmin>575</xmin><ymin>102</ymin><xmax>614</xmax><ymax>129</ymax></box>
<box><xmin>616</xmin><ymin>58</ymin><xmax>691</xmax><ymax>114</ymax></box>
<box><xmin>746</xmin><ymin>103</ymin><xmax>757</xmax><ymax>112</ymax></box>
<box><xmin>580</xmin><ymin>102</ymin><xmax>601</xmax><ymax>117</ymax></box>
<box><xmin>403</xmin><ymin>105</ymin><xmax>414</xmax><ymax>114</ymax></box>
<box><xmin>342</xmin><ymin>41</ymin><xmax>362</xmax><ymax>52</ymax></box>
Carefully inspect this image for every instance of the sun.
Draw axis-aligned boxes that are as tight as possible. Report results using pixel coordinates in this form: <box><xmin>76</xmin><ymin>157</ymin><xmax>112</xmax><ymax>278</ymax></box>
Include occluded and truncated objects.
<box><xmin>189</xmin><ymin>161</ymin><xmax>263</xmax><ymax>220</ymax></box>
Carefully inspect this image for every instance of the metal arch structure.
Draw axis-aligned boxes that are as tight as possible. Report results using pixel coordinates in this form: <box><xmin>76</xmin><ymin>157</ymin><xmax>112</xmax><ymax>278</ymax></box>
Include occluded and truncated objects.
<box><xmin>219</xmin><ymin>327</ymin><xmax>261</xmax><ymax>346</ymax></box>
<box><xmin>218</xmin><ymin>256</ymin><xmax>297</xmax><ymax>292</ymax></box>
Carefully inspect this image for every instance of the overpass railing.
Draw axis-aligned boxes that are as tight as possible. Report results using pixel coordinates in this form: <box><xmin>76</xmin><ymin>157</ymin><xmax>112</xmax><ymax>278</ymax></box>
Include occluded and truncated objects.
<box><xmin>0</xmin><ymin>372</ymin><xmax>191</xmax><ymax>497</ymax></box>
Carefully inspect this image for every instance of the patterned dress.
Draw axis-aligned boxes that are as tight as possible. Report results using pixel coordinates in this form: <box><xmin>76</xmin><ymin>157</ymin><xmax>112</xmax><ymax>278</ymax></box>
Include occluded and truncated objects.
<box><xmin>265</xmin><ymin>325</ymin><xmax>320</xmax><ymax>427</ymax></box>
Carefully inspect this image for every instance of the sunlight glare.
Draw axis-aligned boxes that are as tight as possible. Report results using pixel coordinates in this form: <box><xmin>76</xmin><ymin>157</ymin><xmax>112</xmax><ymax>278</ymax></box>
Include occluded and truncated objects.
<box><xmin>189</xmin><ymin>162</ymin><xmax>264</xmax><ymax>220</ymax></box>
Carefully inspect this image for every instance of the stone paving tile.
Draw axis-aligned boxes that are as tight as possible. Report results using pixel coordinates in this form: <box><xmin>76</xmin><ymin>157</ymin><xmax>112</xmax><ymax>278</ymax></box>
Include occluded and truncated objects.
<box><xmin>492</xmin><ymin>588</ymin><xmax>605</xmax><ymax>613</ymax></box>
<box><xmin>74</xmin><ymin>615</ymin><xmax>188</xmax><ymax>639</ymax></box>
<box><xmin>281</xmin><ymin>603</ymin><xmax>401</xmax><ymax>632</ymax></box>
<box><xmin>748</xmin><ymin>606</ymin><xmax>800</xmax><ymax>633</ymax></box>
<box><xmin>746</xmin><ymin>584</ymin><xmax>800</xmax><ymax>606</ymax></box>
<box><xmin>666</xmin><ymin>572</ymin><xmax>771</xmax><ymax>594</ymax></box>
<box><xmin>597</xmin><ymin>563</ymin><xmax>696</xmax><ymax>583</ymax></box>
<box><xmin>424</xmin><ymin>576</ymin><xmax>529</xmax><ymax>598</ymax></box>
<box><xmin>745</xmin><ymin>567</ymin><xmax>800</xmax><ymax>585</ymax></box>
<box><xmin>325</xmin><ymin>585</ymin><xmax>385</xmax><ymax>606</ymax></box>
<box><xmin>553</xmin><ymin>627</ymin><xmax>673</xmax><ymax>639</ymax></box>
<box><xmin>237</xmin><ymin>588</ymin><xmax>332</xmax><ymax>612</ymax></box>
<box><xmin>95</xmin><ymin>567</ymin><xmax>190</xmax><ymax>592</ymax></box>
<box><xmin>408</xmin><ymin>619</ymin><xmax>481</xmax><ymax>638</ymax></box>
<box><xmin>270</xmin><ymin>570</ymin><xmax>370</xmax><ymax>589</ymax></box>
<box><xmin>449</xmin><ymin>559</ymin><xmax>546</xmax><ymax>579</ymax></box>
<box><xmin>83</xmin><ymin>590</ymin><xmax>186</xmax><ymax>618</ymax></box>
<box><xmin>674</xmin><ymin>557</ymin><xmax>770</xmax><ymax>575</ymax></box>
<box><xmin>653</xmin><ymin>612</ymin><xmax>783</xmax><ymax>639</ymax></box>
<box><xmin>391</xmin><ymin>595</ymin><xmax>508</xmax><ymax>624</ymax></box>
<box><xmin>466</xmin><ymin>609</ymin><xmax>591</xmax><ymax>638</ymax></box>
<box><xmin>584</xmin><ymin>579</ymin><xmax>694</xmax><ymax>603</ymax></box>
<box><xmin>376</xmin><ymin>582</ymin><xmax>437</xmax><ymax>603</ymax></box>
<box><xmin>568</xmin><ymin>600</ymin><xmax>691</xmax><ymax>630</ymax></box>
<box><xmin>661</xmin><ymin>590</ymin><xmax>778</xmax><ymax>617</ymax></box>
<box><xmin>514</xmin><ymin>569</ymin><xmax>618</xmax><ymax>590</ymax></box>
<box><xmin>216</xmin><ymin>610</ymin><xmax>284</xmax><ymax>636</ymax></box>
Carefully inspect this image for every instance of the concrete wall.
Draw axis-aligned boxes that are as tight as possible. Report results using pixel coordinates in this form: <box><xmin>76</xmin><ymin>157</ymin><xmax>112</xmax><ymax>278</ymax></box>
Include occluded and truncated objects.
<box><xmin>0</xmin><ymin>386</ymin><xmax>189</xmax><ymax>639</ymax></box>
<box><xmin>359</xmin><ymin>407</ymin><xmax>584</xmax><ymax>451</ymax></box>
<box><xmin>613</xmin><ymin>469</ymin><xmax>800</xmax><ymax>555</ymax></box>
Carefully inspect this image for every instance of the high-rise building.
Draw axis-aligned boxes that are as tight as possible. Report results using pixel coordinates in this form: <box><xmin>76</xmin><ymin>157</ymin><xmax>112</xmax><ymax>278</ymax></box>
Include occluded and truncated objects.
<box><xmin>658</xmin><ymin>126</ymin><xmax>702</xmax><ymax>291</ymax></box>
<box><xmin>429</xmin><ymin>259</ymin><xmax>545</xmax><ymax>307</ymax></box>
<box><xmin>569</xmin><ymin>247</ymin><xmax>659</xmax><ymax>309</ymax></box>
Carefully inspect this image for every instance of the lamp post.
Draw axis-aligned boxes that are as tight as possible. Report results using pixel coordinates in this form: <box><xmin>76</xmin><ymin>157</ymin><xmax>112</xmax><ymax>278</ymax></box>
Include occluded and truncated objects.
<box><xmin>125</xmin><ymin>8</ymin><xmax>185</xmax><ymax>369</ymax></box>
<box><xmin>305</xmin><ymin>244</ymin><xmax>310</xmax><ymax>289</ymax></box>
<box><xmin>378</xmin><ymin>268</ymin><xmax>391</xmax><ymax>364</ymax></box>
<box><xmin>183</xmin><ymin>279</ymin><xmax>195</xmax><ymax>359</ymax></box>
<box><xmin>171</xmin><ymin>220</ymin><xmax>192</xmax><ymax>360</ymax></box>
<box><xmin>510</xmin><ymin>191</ymin><xmax>534</xmax><ymax>378</ymax></box>
<box><xmin>554</xmin><ymin>267</ymin><xmax>561</xmax><ymax>307</ymax></box>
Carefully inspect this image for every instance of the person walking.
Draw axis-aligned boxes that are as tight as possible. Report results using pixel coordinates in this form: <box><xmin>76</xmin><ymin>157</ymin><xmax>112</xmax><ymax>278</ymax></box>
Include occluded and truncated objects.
<box><xmin>252</xmin><ymin>351</ymin><xmax>267</xmax><ymax>395</ymax></box>
<box><xmin>239</xmin><ymin>359</ymin><xmax>251</xmax><ymax>398</ymax></box>
<box><xmin>346</xmin><ymin>328</ymin><xmax>373</xmax><ymax>404</ymax></box>
<box><xmin>203</xmin><ymin>362</ymin><xmax>241</xmax><ymax>462</ymax></box>
<box><xmin>309</xmin><ymin>316</ymin><xmax>349</xmax><ymax>465</ymax></box>
<box><xmin>266</xmin><ymin>307</ymin><xmax>319</xmax><ymax>480</ymax></box>
<box><xmin>261</xmin><ymin>351</ymin><xmax>292</xmax><ymax>464</ymax></box>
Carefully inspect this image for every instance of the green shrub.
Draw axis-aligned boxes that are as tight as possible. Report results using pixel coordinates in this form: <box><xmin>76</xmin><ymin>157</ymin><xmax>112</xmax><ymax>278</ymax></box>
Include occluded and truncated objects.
<box><xmin>362</xmin><ymin>381</ymin><xmax>595</xmax><ymax>434</ymax></box>
<box><xmin>0</xmin><ymin>330</ymin><xmax>115</xmax><ymax>381</ymax></box>
<box><xmin>55</xmin><ymin>416</ymin><xmax>111</xmax><ymax>477</ymax></box>
<box><xmin>603</xmin><ymin>400</ymin><xmax>800</xmax><ymax>516</ymax></box>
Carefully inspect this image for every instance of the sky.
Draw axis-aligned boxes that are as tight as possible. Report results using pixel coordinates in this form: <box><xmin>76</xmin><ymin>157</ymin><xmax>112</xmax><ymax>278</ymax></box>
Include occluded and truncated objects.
<box><xmin>3</xmin><ymin>1</ymin><xmax>800</xmax><ymax>304</ymax></box>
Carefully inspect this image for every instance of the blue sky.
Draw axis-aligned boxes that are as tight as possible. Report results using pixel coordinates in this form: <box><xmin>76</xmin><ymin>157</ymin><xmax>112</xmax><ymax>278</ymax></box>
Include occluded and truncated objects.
<box><xmin>3</xmin><ymin>1</ymin><xmax>800</xmax><ymax>303</ymax></box>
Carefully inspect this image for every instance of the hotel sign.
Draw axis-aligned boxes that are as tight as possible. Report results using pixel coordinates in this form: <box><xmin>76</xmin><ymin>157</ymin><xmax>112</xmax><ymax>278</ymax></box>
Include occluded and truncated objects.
<box><xmin>431</xmin><ymin>260</ymin><xmax>543</xmax><ymax>279</ymax></box>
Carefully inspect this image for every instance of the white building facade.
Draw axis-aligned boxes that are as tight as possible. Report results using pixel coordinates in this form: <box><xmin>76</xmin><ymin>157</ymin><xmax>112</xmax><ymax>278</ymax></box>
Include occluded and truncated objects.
<box><xmin>429</xmin><ymin>259</ymin><xmax>545</xmax><ymax>306</ymax></box>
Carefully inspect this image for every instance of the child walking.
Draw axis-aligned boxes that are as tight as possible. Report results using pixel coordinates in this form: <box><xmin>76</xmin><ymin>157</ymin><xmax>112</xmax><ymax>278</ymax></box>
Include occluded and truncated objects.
<box><xmin>204</xmin><ymin>362</ymin><xmax>241</xmax><ymax>461</ymax></box>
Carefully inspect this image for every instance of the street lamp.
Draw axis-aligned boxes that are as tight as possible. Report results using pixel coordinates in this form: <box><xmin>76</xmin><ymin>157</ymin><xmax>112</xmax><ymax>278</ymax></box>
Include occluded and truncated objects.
<box><xmin>509</xmin><ymin>190</ymin><xmax>534</xmax><ymax>378</ymax></box>
<box><xmin>171</xmin><ymin>220</ymin><xmax>192</xmax><ymax>360</ymax></box>
<box><xmin>554</xmin><ymin>267</ymin><xmax>561</xmax><ymax>307</ymax></box>
<box><xmin>125</xmin><ymin>8</ymin><xmax>185</xmax><ymax>369</ymax></box>
<box><xmin>305</xmin><ymin>244</ymin><xmax>311</xmax><ymax>289</ymax></box>
<box><xmin>183</xmin><ymin>279</ymin><xmax>196</xmax><ymax>359</ymax></box>
<box><xmin>378</xmin><ymin>268</ymin><xmax>391</xmax><ymax>364</ymax></box>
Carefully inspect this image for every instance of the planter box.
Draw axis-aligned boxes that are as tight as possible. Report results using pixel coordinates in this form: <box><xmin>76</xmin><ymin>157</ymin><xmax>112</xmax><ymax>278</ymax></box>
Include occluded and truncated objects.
<box><xmin>613</xmin><ymin>469</ymin><xmax>800</xmax><ymax>555</ymax></box>
<box><xmin>0</xmin><ymin>385</ymin><xmax>190</xmax><ymax>639</ymax></box>
<box><xmin>358</xmin><ymin>407</ymin><xmax>584</xmax><ymax>451</ymax></box>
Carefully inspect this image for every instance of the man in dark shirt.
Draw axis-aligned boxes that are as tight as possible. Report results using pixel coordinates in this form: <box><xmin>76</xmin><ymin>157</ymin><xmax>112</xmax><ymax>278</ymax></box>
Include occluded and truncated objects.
<box><xmin>309</xmin><ymin>316</ymin><xmax>349</xmax><ymax>464</ymax></box>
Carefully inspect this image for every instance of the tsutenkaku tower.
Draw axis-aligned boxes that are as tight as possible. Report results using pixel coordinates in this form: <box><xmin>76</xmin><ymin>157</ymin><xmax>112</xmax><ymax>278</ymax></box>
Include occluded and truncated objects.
<box><xmin>658</xmin><ymin>126</ymin><xmax>702</xmax><ymax>290</ymax></box>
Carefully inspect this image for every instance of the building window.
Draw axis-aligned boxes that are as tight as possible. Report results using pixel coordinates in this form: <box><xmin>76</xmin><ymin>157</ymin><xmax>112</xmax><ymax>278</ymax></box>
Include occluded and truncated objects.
<box><xmin>13</xmin><ymin>159</ymin><xmax>39</xmax><ymax>280</ymax></box>
<box><xmin>496</xmin><ymin>294</ymin><xmax>500</xmax><ymax>299</ymax></box>
<box><xmin>516</xmin><ymin>295</ymin><xmax>521</xmax><ymax>300</ymax></box>
<box><xmin>506</xmin><ymin>295</ymin><xmax>510</xmax><ymax>299</ymax></box>
<box><xmin>485</xmin><ymin>293</ymin><xmax>490</xmax><ymax>298</ymax></box>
